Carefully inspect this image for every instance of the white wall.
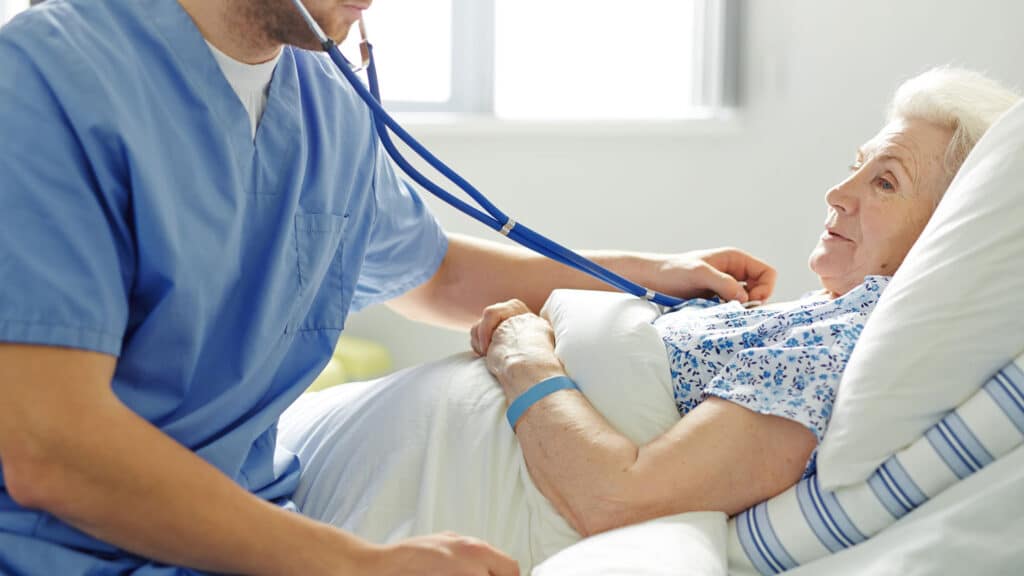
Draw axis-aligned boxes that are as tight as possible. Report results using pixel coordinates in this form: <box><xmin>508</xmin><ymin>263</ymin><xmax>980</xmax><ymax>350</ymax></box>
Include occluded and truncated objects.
<box><xmin>346</xmin><ymin>0</ymin><xmax>1024</xmax><ymax>371</ymax></box>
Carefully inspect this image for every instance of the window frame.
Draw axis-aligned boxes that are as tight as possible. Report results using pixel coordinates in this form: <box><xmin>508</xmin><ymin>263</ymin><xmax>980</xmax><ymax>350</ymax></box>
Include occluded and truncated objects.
<box><xmin>4</xmin><ymin>0</ymin><xmax>740</xmax><ymax>116</ymax></box>
<box><xmin>380</xmin><ymin>0</ymin><xmax>495</xmax><ymax>114</ymax></box>
<box><xmin>379</xmin><ymin>0</ymin><xmax>740</xmax><ymax>117</ymax></box>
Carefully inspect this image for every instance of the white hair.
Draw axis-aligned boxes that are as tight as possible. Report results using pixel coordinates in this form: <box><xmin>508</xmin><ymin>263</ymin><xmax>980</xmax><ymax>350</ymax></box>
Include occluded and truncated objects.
<box><xmin>888</xmin><ymin>67</ymin><xmax>1021</xmax><ymax>176</ymax></box>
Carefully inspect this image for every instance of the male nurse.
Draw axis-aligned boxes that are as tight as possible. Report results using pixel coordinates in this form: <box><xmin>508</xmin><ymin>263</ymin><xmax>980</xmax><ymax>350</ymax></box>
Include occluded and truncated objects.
<box><xmin>0</xmin><ymin>1</ymin><xmax>776</xmax><ymax>574</ymax></box>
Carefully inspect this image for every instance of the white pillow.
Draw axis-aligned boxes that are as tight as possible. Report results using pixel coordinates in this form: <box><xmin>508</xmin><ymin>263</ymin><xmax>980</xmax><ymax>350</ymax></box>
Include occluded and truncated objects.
<box><xmin>541</xmin><ymin>289</ymin><xmax>680</xmax><ymax>446</ymax></box>
<box><xmin>531</xmin><ymin>511</ymin><xmax>728</xmax><ymax>576</ymax></box>
<box><xmin>817</xmin><ymin>100</ymin><xmax>1024</xmax><ymax>490</ymax></box>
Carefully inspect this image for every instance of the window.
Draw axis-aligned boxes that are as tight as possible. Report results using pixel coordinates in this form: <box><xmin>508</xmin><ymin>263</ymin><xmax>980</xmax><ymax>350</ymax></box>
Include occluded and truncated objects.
<box><xmin>1</xmin><ymin>1</ymin><xmax>738</xmax><ymax>119</ymax></box>
<box><xmin>1</xmin><ymin>0</ymin><xmax>30</xmax><ymax>25</ymax></box>
<box><xmin>345</xmin><ymin>0</ymin><xmax>456</xmax><ymax>107</ymax></box>
<box><xmin>344</xmin><ymin>0</ymin><xmax>740</xmax><ymax>120</ymax></box>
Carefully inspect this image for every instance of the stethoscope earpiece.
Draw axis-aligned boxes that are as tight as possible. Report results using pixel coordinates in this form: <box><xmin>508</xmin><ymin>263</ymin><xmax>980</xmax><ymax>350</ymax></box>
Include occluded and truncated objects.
<box><xmin>354</xmin><ymin>18</ymin><xmax>370</xmax><ymax>72</ymax></box>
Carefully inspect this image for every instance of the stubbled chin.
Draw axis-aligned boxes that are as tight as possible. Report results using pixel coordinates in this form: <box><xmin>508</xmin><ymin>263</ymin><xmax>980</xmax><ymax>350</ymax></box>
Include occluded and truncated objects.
<box><xmin>329</xmin><ymin>16</ymin><xmax>359</xmax><ymax>43</ymax></box>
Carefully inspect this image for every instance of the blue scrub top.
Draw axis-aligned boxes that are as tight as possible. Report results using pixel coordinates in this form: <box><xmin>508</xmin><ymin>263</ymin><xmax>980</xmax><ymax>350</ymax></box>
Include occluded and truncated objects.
<box><xmin>0</xmin><ymin>0</ymin><xmax>447</xmax><ymax>573</ymax></box>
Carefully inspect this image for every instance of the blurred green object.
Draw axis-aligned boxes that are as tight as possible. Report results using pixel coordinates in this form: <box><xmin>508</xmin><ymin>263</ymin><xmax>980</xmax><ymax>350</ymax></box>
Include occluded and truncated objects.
<box><xmin>306</xmin><ymin>335</ymin><xmax>392</xmax><ymax>392</ymax></box>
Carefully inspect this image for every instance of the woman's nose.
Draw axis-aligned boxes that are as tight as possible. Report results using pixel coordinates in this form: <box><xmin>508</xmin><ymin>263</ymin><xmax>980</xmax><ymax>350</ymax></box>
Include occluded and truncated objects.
<box><xmin>825</xmin><ymin>177</ymin><xmax>858</xmax><ymax>214</ymax></box>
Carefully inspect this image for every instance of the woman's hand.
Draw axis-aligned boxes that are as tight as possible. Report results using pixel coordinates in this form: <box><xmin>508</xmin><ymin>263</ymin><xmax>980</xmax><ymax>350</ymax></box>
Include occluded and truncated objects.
<box><xmin>365</xmin><ymin>532</ymin><xmax>520</xmax><ymax>576</ymax></box>
<box><xmin>648</xmin><ymin>247</ymin><xmax>777</xmax><ymax>304</ymax></box>
<box><xmin>470</xmin><ymin>299</ymin><xmax>565</xmax><ymax>401</ymax></box>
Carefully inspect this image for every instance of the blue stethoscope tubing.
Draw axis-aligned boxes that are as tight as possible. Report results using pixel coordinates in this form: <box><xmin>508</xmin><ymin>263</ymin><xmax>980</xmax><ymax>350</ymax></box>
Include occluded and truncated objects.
<box><xmin>288</xmin><ymin>1</ymin><xmax>686</xmax><ymax>309</ymax></box>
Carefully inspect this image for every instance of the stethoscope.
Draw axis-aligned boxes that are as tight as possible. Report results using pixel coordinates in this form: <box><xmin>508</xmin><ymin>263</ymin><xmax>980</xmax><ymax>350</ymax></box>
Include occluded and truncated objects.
<box><xmin>288</xmin><ymin>0</ymin><xmax>687</xmax><ymax>310</ymax></box>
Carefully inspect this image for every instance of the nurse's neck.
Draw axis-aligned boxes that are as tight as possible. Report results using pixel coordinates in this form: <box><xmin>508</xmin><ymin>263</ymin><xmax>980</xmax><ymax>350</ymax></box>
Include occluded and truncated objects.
<box><xmin>178</xmin><ymin>0</ymin><xmax>284</xmax><ymax>65</ymax></box>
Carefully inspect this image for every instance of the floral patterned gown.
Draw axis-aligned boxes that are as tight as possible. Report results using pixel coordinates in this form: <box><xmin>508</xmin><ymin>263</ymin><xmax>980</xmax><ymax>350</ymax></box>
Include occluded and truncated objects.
<box><xmin>653</xmin><ymin>276</ymin><xmax>890</xmax><ymax>476</ymax></box>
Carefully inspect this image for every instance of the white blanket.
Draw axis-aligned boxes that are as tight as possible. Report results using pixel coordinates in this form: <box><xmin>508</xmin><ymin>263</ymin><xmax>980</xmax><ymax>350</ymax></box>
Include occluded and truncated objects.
<box><xmin>277</xmin><ymin>290</ymin><xmax>703</xmax><ymax>572</ymax></box>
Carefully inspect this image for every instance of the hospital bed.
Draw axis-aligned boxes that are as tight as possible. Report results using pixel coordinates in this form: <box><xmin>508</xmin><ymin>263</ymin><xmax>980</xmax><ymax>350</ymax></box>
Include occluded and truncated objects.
<box><xmin>280</xmin><ymin>101</ymin><xmax>1024</xmax><ymax>574</ymax></box>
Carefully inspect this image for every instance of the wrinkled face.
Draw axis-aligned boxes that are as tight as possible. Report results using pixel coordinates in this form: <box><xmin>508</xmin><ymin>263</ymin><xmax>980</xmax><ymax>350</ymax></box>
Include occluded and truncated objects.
<box><xmin>808</xmin><ymin>117</ymin><xmax>954</xmax><ymax>297</ymax></box>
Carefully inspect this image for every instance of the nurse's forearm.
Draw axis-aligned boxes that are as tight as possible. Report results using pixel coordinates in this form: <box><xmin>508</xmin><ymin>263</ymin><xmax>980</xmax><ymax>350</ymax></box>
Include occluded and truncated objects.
<box><xmin>1</xmin><ymin>354</ymin><xmax>372</xmax><ymax>576</ymax></box>
<box><xmin>391</xmin><ymin>233</ymin><xmax>658</xmax><ymax>330</ymax></box>
<box><xmin>14</xmin><ymin>404</ymin><xmax>375</xmax><ymax>575</ymax></box>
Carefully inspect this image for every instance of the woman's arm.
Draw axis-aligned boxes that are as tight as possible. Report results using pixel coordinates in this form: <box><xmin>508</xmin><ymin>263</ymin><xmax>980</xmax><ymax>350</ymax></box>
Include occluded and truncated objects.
<box><xmin>0</xmin><ymin>344</ymin><xmax>519</xmax><ymax>576</ymax></box>
<box><xmin>478</xmin><ymin>301</ymin><xmax>815</xmax><ymax>537</ymax></box>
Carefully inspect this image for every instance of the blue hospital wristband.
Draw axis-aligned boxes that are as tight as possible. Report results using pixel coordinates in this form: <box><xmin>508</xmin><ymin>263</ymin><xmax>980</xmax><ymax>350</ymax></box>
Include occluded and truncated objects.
<box><xmin>506</xmin><ymin>375</ymin><xmax>580</xmax><ymax>430</ymax></box>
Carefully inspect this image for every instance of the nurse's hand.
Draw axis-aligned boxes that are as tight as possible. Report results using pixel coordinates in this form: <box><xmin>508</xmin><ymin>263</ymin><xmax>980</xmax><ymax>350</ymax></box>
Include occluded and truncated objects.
<box><xmin>369</xmin><ymin>532</ymin><xmax>520</xmax><ymax>576</ymax></box>
<box><xmin>651</xmin><ymin>247</ymin><xmax>777</xmax><ymax>304</ymax></box>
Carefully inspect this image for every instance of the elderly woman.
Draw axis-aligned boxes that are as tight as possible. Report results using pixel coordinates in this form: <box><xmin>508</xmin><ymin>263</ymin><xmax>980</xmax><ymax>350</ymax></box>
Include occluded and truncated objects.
<box><xmin>470</xmin><ymin>67</ymin><xmax>1020</xmax><ymax>537</ymax></box>
<box><xmin>278</xmin><ymin>67</ymin><xmax>1020</xmax><ymax>571</ymax></box>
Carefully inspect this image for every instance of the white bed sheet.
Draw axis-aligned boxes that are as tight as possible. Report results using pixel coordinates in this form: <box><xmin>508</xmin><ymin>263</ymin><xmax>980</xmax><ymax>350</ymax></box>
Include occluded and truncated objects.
<box><xmin>532</xmin><ymin>511</ymin><xmax>727</xmax><ymax>576</ymax></box>
<box><xmin>278</xmin><ymin>353</ymin><xmax>579</xmax><ymax>573</ymax></box>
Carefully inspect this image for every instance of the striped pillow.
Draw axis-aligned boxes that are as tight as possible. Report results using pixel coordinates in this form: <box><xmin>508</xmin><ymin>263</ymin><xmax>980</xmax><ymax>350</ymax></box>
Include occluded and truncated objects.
<box><xmin>728</xmin><ymin>353</ymin><xmax>1024</xmax><ymax>575</ymax></box>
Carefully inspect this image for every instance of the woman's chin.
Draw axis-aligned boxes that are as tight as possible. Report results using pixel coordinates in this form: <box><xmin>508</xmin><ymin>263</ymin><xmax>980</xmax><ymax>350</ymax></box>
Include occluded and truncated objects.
<box><xmin>809</xmin><ymin>254</ymin><xmax>847</xmax><ymax>290</ymax></box>
<box><xmin>811</xmin><ymin>266</ymin><xmax>861</xmax><ymax>297</ymax></box>
<box><xmin>809</xmin><ymin>243</ymin><xmax>853</xmax><ymax>273</ymax></box>
<box><xmin>807</xmin><ymin>247</ymin><xmax>830</xmax><ymax>277</ymax></box>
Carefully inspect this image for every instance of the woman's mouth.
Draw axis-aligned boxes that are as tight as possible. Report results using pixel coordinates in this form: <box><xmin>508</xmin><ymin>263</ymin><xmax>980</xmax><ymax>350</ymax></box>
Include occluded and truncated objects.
<box><xmin>822</xmin><ymin>228</ymin><xmax>852</xmax><ymax>242</ymax></box>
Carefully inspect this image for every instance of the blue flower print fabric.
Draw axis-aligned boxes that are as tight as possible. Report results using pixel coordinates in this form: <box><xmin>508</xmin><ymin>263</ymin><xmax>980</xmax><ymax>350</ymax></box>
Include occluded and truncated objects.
<box><xmin>653</xmin><ymin>276</ymin><xmax>890</xmax><ymax>476</ymax></box>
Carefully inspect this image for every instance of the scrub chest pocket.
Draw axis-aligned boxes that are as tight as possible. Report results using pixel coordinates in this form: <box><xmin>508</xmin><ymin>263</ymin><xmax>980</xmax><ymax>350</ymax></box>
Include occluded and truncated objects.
<box><xmin>292</xmin><ymin>212</ymin><xmax>352</xmax><ymax>333</ymax></box>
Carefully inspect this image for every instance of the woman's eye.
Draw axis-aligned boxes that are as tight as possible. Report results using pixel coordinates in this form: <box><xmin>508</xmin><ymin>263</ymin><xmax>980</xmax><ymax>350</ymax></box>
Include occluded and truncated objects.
<box><xmin>876</xmin><ymin>177</ymin><xmax>895</xmax><ymax>191</ymax></box>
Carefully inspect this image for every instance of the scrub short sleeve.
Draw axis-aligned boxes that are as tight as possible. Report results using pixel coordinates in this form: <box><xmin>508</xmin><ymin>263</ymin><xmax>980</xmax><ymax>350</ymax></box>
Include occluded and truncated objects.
<box><xmin>350</xmin><ymin>145</ymin><xmax>448</xmax><ymax>311</ymax></box>
<box><xmin>0</xmin><ymin>40</ymin><xmax>132</xmax><ymax>356</ymax></box>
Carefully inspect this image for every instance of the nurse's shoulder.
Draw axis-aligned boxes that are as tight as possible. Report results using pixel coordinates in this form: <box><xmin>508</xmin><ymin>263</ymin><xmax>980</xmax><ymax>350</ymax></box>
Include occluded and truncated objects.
<box><xmin>0</xmin><ymin>1</ymin><xmax>170</xmax><ymax>168</ymax></box>
<box><xmin>0</xmin><ymin>1</ymin><xmax>144</xmax><ymax>107</ymax></box>
<box><xmin>290</xmin><ymin>45</ymin><xmax>378</xmax><ymax>132</ymax></box>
